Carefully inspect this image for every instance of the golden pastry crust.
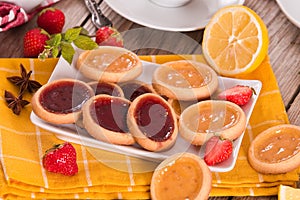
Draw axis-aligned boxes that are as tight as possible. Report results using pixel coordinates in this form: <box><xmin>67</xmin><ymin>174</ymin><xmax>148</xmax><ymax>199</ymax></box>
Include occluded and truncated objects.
<box><xmin>82</xmin><ymin>94</ymin><xmax>135</xmax><ymax>146</ymax></box>
<box><xmin>248</xmin><ymin>124</ymin><xmax>300</xmax><ymax>174</ymax></box>
<box><xmin>152</xmin><ymin>60</ymin><xmax>218</xmax><ymax>101</ymax></box>
<box><xmin>31</xmin><ymin>79</ymin><xmax>94</xmax><ymax>124</ymax></box>
<box><xmin>127</xmin><ymin>93</ymin><xmax>178</xmax><ymax>152</ymax></box>
<box><xmin>167</xmin><ymin>98</ymin><xmax>199</xmax><ymax>119</ymax></box>
<box><xmin>179</xmin><ymin>100</ymin><xmax>247</xmax><ymax>145</ymax></box>
<box><xmin>151</xmin><ymin>153</ymin><xmax>212</xmax><ymax>200</ymax></box>
<box><xmin>76</xmin><ymin>46</ymin><xmax>142</xmax><ymax>83</ymax></box>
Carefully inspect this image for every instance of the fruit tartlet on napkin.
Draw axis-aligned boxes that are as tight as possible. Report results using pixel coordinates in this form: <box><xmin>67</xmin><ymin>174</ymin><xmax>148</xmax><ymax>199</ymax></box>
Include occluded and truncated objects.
<box><xmin>0</xmin><ymin>55</ymin><xmax>299</xmax><ymax>199</ymax></box>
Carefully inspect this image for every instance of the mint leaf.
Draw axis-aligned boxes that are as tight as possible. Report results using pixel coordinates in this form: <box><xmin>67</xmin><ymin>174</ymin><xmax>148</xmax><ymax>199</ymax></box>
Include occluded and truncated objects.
<box><xmin>61</xmin><ymin>42</ymin><xmax>75</xmax><ymax>65</ymax></box>
<box><xmin>46</xmin><ymin>34</ymin><xmax>62</xmax><ymax>47</ymax></box>
<box><xmin>74</xmin><ymin>35</ymin><xmax>98</xmax><ymax>50</ymax></box>
<box><xmin>64</xmin><ymin>27</ymin><xmax>82</xmax><ymax>42</ymax></box>
<box><xmin>52</xmin><ymin>46</ymin><xmax>60</xmax><ymax>58</ymax></box>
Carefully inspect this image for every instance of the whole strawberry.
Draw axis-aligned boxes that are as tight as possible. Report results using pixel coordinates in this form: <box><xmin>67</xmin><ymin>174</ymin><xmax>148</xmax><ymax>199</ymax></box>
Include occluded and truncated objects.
<box><xmin>23</xmin><ymin>28</ymin><xmax>49</xmax><ymax>58</ymax></box>
<box><xmin>37</xmin><ymin>7</ymin><xmax>65</xmax><ymax>34</ymax></box>
<box><xmin>218</xmin><ymin>85</ymin><xmax>256</xmax><ymax>106</ymax></box>
<box><xmin>42</xmin><ymin>142</ymin><xmax>78</xmax><ymax>176</ymax></box>
<box><xmin>204</xmin><ymin>136</ymin><xmax>233</xmax><ymax>166</ymax></box>
<box><xmin>95</xmin><ymin>26</ymin><xmax>124</xmax><ymax>47</ymax></box>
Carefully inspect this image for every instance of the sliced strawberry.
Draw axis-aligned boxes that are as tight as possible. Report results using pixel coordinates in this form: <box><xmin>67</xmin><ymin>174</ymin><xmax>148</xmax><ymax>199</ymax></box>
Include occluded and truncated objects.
<box><xmin>95</xmin><ymin>26</ymin><xmax>124</xmax><ymax>47</ymax></box>
<box><xmin>204</xmin><ymin>136</ymin><xmax>233</xmax><ymax>166</ymax></box>
<box><xmin>42</xmin><ymin>142</ymin><xmax>78</xmax><ymax>176</ymax></box>
<box><xmin>218</xmin><ymin>85</ymin><xmax>255</xmax><ymax>106</ymax></box>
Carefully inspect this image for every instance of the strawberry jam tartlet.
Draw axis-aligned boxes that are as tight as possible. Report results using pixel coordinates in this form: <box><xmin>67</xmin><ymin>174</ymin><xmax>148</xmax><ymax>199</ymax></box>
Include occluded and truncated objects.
<box><xmin>88</xmin><ymin>81</ymin><xmax>124</xmax><ymax>97</ymax></box>
<box><xmin>179</xmin><ymin>100</ymin><xmax>246</xmax><ymax>145</ymax></box>
<box><xmin>118</xmin><ymin>80</ymin><xmax>155</xmax><ymax>102</ymax></box>
<box><xmin>82</xmin><ymin>94</ymin><xmax>135</xmax><ymax>145</ymax></box>
<box><xmin>127</xmin><ymin>93</ymin><xmax>178</xmax><ymax>151</ymax></box>
<box><xmin>31</xmin><ymin>79</ymin><xmax>94</xmax><ymax>124</ymax></box>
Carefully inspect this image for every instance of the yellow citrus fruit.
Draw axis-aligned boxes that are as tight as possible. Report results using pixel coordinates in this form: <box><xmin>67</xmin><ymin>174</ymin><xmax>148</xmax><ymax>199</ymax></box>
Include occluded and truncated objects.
<box><xmin>202</xmin><ymin>5</ymin><xmax>269</xmax><ymax>77</ymax></box>
<box><xmin>278</xmin><ymin>185</ymin><xmax>300</xmax><ymax>200</ymax></box>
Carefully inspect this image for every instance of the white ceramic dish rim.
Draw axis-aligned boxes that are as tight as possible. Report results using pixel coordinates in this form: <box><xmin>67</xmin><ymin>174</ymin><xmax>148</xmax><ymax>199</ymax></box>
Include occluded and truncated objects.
<box><xmin>30</xmin><ymin>54</ymin><xmax>261</xmax><ymax>172</ymax></box>
<box><xmin>276</xmin><ymin>0</ymin><xmax>300</xmax><ymax>28</ymax></box>
<box><xmin>104</xmin><ymin>0</ymin><xmax>245</xmax><ymax>32</ymax></box>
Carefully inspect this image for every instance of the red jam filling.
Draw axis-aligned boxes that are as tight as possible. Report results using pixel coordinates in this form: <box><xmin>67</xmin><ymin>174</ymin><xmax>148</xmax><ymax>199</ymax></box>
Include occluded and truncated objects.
<box><xmin>90</xmin><ymin>97</ymin><xmax>129</xmax><ymax>133</ymax></box>
<box><xmin>90</xmin><ymin>82</ymin><xmax>122</xmax><ymax>97</ymax></box>
<box><xmin>120</xmin><ymin>82</ymin><xmax>152</xmax><ymax>101</ymax></box>
<box><xmin>40</xmin><ymin>81</ymin><xmax>92</xmax><ymax>114</ymax></box>
<box><xmin>134</xmin><ymin>96</ymin><xmax>174</xmax><ymax>142</ymax></box>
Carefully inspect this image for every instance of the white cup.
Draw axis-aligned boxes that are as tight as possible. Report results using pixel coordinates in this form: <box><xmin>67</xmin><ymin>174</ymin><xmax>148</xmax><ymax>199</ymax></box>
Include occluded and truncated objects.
<box><xmin>150</xmin><ymin>0</ymin><xmax>192</xmax><ymax>8</ymax></box>
<box><xmin>4</xmin><ymin>0</ymin><xmax>45</xmax><ymax>12</ymax></box>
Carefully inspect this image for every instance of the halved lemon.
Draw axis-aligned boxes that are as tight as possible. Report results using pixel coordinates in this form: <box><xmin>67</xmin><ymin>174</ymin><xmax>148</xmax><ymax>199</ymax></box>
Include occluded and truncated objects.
<box><xmin>202</xmin><ymin>5</ymin><xmax>269</xmax><ymax>77</ymax></box>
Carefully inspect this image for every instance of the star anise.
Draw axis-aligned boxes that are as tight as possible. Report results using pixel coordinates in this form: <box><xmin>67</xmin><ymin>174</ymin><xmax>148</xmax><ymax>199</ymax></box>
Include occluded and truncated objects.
<box><xmin>7</xmin><ymin>63</ymin><xmax>42</xmax><ymax>95</ymax></box>
<box><xmin>4</xmin><ymin>90</ymin><xmax>30</xmax><ymax>115</ymax></box>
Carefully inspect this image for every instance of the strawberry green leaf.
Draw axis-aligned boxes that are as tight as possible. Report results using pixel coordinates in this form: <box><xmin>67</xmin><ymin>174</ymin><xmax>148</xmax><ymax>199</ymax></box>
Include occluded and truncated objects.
<box><xmin>64</xmin><ymin>27</ymin><xmax>82</xmax><ymax>43</ymax></box>
<box><xmin>61</xmin><ymin>42</ymin><xmax>75</xmax><ymax>65</ymax></box>
<box><xmin>73</xmin><ymin>35</ymin><xmax>98</xmax><ymax>50</ymax></box>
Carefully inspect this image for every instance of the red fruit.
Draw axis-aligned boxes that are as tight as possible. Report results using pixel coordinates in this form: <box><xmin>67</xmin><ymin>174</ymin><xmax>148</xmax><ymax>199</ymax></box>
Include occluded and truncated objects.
<box><xmin>42</xmin><ymin>142</ymin><xmax>78</xmax><ymax>176</ymax></box>
<box><xmin>204</xmin><ymin>136</ymin><xmax>233</xmax><ymax>166</ymax></box>
<box><xmin>23</xmin><ymin>28</ymin><xmax>49</xmax><ymax>58</ymax></box>
<box><xmin>218</xmin><ymin>85</ymin><xmax>255</xmax><ymax>106</ymax></box>
<box><xmin>37</xmin><ymin>8</ymin><xmax>65</xmax><ymax>34</ymax></box>
<box><xmin>95</xmin><ymin>26</ymin><xmax>124</xmax><ymax>47</ymax></box>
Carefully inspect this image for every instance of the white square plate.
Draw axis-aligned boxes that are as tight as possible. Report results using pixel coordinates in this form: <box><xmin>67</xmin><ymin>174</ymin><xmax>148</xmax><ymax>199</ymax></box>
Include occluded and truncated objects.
<box><xmin>30</xmin><ymin>56</ymin><xmax>261</xmax><ymax>172</ymax></box>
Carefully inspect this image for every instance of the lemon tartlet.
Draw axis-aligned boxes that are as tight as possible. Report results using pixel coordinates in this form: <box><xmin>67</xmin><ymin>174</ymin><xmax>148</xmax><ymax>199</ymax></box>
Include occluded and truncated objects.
<box><xmin>248</xmin><ymin>124</ymin><xmax>300</xmax><ymax>174</ymax></box>
<box><xmin>179</xmin><ymin>100</ymin><xmax>247</xmax><ymax>145</ymax></box>
<box><xmin>152</xmin><ymin>60</ymin><xmax>218</xmax><ymax>101</ymax></box>
<box><xmin>151</xmin><ymin>153</ymin><xmax>212</xmax><ymax>200</ymax></box>
<box><xmin>76</xmin><ymin>46</ymin><xmax>142</xmax><ymax>83</ymax></box>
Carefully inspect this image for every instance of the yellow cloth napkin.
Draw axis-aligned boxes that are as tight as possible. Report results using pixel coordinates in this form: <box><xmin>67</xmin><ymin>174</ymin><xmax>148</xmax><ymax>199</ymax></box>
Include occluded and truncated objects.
<box><xmin>0</xmin><ymin>55</ymin><xmax>298</xmax><ymax>199</ymax></box>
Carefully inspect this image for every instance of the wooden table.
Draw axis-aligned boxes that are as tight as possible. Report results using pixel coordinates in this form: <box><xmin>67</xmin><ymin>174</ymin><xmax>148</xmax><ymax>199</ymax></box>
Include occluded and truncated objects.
<box><xmin>0</xmin><ymin>0</ymin><xmax>299</xmax><ymax>199</ymax></box>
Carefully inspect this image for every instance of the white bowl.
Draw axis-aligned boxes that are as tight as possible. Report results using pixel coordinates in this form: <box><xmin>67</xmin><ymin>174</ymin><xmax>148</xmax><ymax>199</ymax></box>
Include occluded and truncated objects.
<box><xmin>4</xmin><ymin>0</ymin><xmax>45</xmax><ymax>12</ymax></box>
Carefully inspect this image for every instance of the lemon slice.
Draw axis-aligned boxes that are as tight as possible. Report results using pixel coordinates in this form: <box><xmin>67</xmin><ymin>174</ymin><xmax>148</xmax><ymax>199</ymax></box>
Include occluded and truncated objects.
<box><xmin>279</xmin><ymin>185</ymin><xmax>300</xmax><ymax>200</ymax></box>
<box><xmin>202</xmin><ymin>5</ymin><xmax>269</xmax><ymax>77</ymax></box>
